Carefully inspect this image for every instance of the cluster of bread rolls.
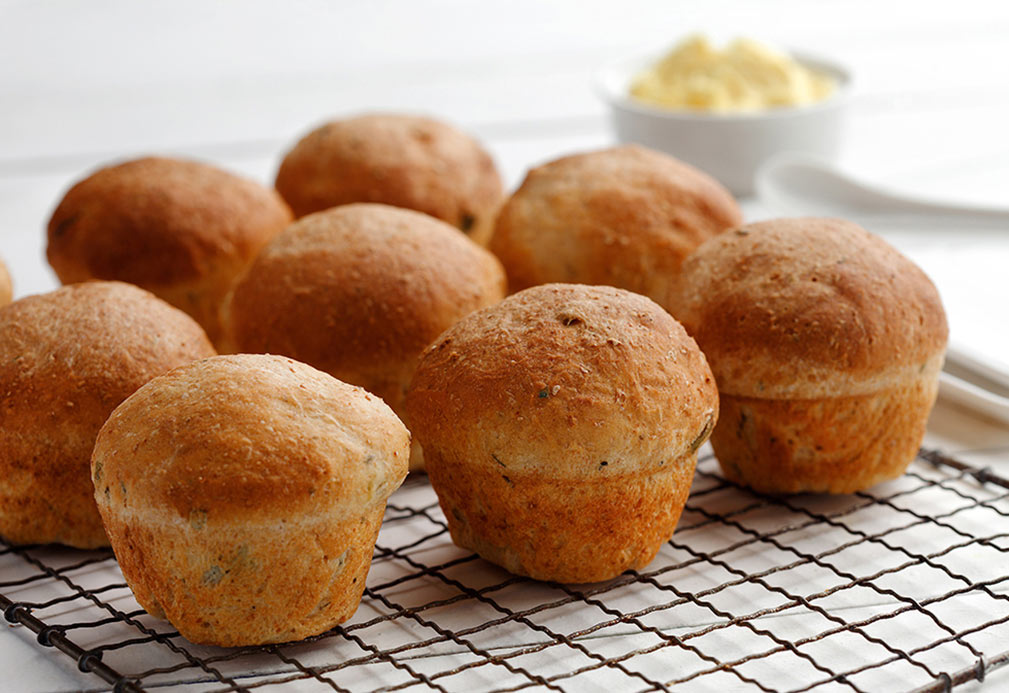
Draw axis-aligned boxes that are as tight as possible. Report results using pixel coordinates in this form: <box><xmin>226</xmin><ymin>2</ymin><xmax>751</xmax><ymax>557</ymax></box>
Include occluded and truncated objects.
<box><xmin>0</xmin><ymin>111</ymin><xmax>946</xmax><ymax>647</ymax></box>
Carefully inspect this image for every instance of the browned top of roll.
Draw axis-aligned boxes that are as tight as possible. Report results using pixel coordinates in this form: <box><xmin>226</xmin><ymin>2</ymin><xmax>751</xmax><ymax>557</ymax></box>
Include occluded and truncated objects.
<box><xmin>0</xmin><ymin>258</ymin><xmax>11</xmax><ymax>306</ymax></box>
<box><xmin>0</xmin><ymin>282</ymin><xmax>215</xmax><ymax>429</ymax></box>
<box><xmin>226</xmin><ymin>203</ymin><xmax>507</xmax><ymax>413</ymax></box>
<box><xmin>671</xmin><ymin>217</ymin><xmax>949</xmax><ymax>398</ymax></box>
<box><xmin>489</xmin><ymin>145</ymin><xmax>742</xmax><ymax>302</ymax></box>
<box><xmin>0</xmin><ymin>281</ymin><xmax>215</xmax><ymax>545</ymax></box>
<box><xmin>46</xmin><ymin>156</ymin><xmax>292</xmax><ymax>286</ymax></box>
<box><xmin>406</xmin><ymin>283</ymin><xmax>719</xmax><ymax>478</ymax></box>
<box><xmin>92</xmin><ymin>354</ymin><xmax>410</xmax><ymax>523</ymax></box>
<box><xmin>274</xmin><ymin>113</ymin><xmax>503</xmax><ymax>237</ymax></box>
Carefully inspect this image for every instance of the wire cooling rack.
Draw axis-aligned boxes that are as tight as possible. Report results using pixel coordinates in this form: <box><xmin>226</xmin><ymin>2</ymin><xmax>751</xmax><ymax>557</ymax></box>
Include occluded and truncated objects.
<box><xmin>2</xmin><ymin>448</ymin><xmax>1008</xmax><ymax>693</ymax></box>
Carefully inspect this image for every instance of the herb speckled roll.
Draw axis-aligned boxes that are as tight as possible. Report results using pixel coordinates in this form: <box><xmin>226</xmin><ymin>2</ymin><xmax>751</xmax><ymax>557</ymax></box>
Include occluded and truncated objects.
<box><xmin>224</xmin><ymin>203</ymin><xmax>506</xmax><ymax>471</ymax></box>
<box><xmin>0</xmin><ymin>281</ymin><xmax>215</xmax><ymax>548</ymax></box>
<box><xmin>489</xmin><ymin>145</ymin><xmax>742</xmax><ymax>306</ymax></box>
<box><xmin>275</xmin><ymin>113</ymin><xmax>504</xmax><ymax>245</ymax></box>
<box><xmin>671</xmin><ymin>218</ymin><xmax>948</xmax><ymax>494</ymax></box>
<box><xmin>92</xmin><ymin>354</ymin><xmax>410</xmax><ymax>646</ymax></box>
<box><xmin>46</xmin><ymin>157</ymin><xmax>292</xmax><ymax>346</ymax></box>
<box><xmin>406</xmin><ymin>284</ymin><xmax>718</xmax><ymax>583</ymax></box>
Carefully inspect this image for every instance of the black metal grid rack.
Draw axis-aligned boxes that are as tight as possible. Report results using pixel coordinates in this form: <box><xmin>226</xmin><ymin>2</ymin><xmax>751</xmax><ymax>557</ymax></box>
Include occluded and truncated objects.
<box><xmin>2</xmin><ymin>448</ymin><xmax>1008</xmax><ymax>692</ymax></box>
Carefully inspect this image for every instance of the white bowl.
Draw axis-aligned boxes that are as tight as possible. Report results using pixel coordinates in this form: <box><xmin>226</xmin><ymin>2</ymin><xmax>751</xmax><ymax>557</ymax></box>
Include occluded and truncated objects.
<box><xmin>596</xmin><ymin>51</ymin><xmax>852</xmax><ymax>197</ymax></box>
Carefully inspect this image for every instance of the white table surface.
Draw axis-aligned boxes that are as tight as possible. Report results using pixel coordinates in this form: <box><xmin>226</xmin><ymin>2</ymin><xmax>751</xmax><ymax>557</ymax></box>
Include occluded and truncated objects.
<box><xmin>1</xmin><ymin>1</ymin><xmax>1008</xmax><ymax>690</ymax></box>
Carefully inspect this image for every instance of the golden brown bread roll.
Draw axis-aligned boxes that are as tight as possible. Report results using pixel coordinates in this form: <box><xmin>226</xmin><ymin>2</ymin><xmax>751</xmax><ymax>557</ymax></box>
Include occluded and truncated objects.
<box><xmin>225</xmin><ymin>203</ymin><xmax>507</xmax><ymax>470</ymax></box>
<box><xmin>0</xmin><ymin>257</ymin><xmax>11</xmax><ymax>306</ymax></box>
<box><xmin>275</xmin><ymin>113</ymin><xmax>504</xmax><ymax>244</ymax></box>
<box><xmin>46</xmin><ymin>156</ymin><xmax>293</xmax><ymax>346</ymax></box>
<box><xmin>405</xmin><ymin>284</ymin><xmax>718</xmax><ymax>583</ymax></box>
<box><xmin>671</xmin><ymin>217</ymin><xmax>948</xmax><ymax>494</ymax></box>
<box><xmin>0</xmin><ymin>281</ymin><xmax>215</xmax><ymax>548</ymax></box>
<box><xmin>92</xmin><ymin>354</ymin><xmax>410</xmax><ymax>646</ymax></box>
<box><xmin>489</xmin><ymin>144</ymin><xmax>742</xmax><ymax>306</ymax></box>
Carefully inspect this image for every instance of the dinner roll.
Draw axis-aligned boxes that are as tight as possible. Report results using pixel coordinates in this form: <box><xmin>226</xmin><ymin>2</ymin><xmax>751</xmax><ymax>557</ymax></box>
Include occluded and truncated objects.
<box><xmin>489</xmin><ymin>145</ymin><xmax>742</xmax><ymax>307</ymax></box>
<box><xmin>92</xmin><ymin>354</ymin><xmax>410</xmax><ymax>646</ymax></box>
<box><xmin>672</xmin><ymin>218</ymin><xmax>948</xmax><ymax>494</ymax></box>
<box><xmin>0</xmin><ymin>257</ymin><xmax>11</xmax><ymax>306</ymax></box>
<box><xmin>0</xmin><ymin>282</ymin><xmax>215</xmax><ymax>548</ymax></box>
<box><xmin>275</xmin><ymin>113</ymin><xmax>504</xmax><ymax>244</ymax></box>
<box><xmin>46</xmin><ymin>156</ymin><xmax>292</xmax><ymax>346</ymax></box>
<box><xmin>225</xmin><ymin>203</ymin><xmax>507</xmax><ymax>470</ymax></box>
<box><xmin>405</xmin><ymin>284</ymin><xmax>718</xmax><ymax>583</ymax></box>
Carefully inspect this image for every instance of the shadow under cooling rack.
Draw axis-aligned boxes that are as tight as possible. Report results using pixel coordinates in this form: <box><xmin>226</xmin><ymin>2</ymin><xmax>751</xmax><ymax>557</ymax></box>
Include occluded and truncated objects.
<box><xmin>2</xmin><ymin>449</ymin><xmax>1008</xmax><ymax>693</ymax></box>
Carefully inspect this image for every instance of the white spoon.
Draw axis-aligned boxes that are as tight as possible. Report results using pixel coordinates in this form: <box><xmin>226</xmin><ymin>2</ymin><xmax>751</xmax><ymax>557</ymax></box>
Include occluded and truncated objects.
<box><xmin>755</xmin><ymin>154</ymin><xmax>1009</xmax><ymax>424</ymax></box>
<box><xmin>755</xmin><ymin>154</ymin><xmax>1009</xmax><ymax>230</ymax></box>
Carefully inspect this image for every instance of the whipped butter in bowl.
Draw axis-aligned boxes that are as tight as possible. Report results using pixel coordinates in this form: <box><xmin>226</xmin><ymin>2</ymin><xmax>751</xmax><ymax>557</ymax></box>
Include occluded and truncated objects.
<box><xmin>598</xmin><ymin>36</ymin><xmax>851</xmax><ymax>195</ymax></box>
<box><xmin>630</xmin><ymin>36</ymin><xmax>837</xmax><ymax>112</ymax></box>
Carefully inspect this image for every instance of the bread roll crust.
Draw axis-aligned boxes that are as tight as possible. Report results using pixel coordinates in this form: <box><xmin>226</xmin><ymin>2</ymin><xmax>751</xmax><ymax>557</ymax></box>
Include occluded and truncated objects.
<box><xmin>93</xmin><ymin>354</ymin><xmax>410</xmax><ymax>646</ymax></box>
<box><xmin>712</xmin><ymin>359</ymin><xmax>941</xmax><ymax>493</ymax></box>
<box><xmin>672</xmin><ymin>218</ymin><xmax>948</xmax><ymax>493</ymax></box>
<box><xmin>0</xmin><ymin>258</ymin><xmax>11</xmax><ymax>306</ymax></box>
<box><xmin>490</xmin><ymin>145</ymin><xmax>742</xmax><ymax>304</ymax></box>
<box><xmin>0</xmin><ymin>281</ymin><xmax>215</xmax><ymax>548</ymax></box>
<box><xmin>226</xmin><ymin>203</ymin><xmax>506</xmax><ymax>469</ymax></box>
<box><xmin>46</xmin><ymin>156</ymin><xmax>292</xmax><ymax>344</ymax></box>
<box><xmin>275</xmin><ymin>114</ymin><xmax>503</xmax><ymax>244</ymax></box>
<box><xmin>406</xmin><ymin>284</ymin><xmax>718</xmax><ymax>582</ymax></box>
<box><xmin>672</xmin><ymin>218</ymin><xmax>948</xmax><ymax>398</ymax></box>
<box><xmin>424</xmin><ymin>451</ymin><xmax>697</xmax><ymax>584</ymax></box>
<box><xmin>101</xmin><ymin>505</ymin><xmax>384</xmax><ymax>646</ymax></box>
